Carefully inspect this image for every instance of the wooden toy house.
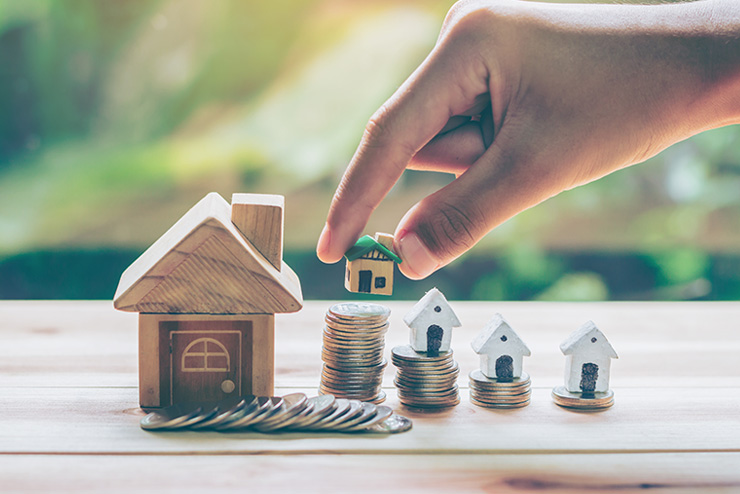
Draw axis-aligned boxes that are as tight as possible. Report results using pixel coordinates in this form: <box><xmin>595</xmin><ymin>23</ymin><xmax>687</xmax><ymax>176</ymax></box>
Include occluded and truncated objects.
<box><xmin>559</xmin><ymin>321</ymin><xmax>618</xmax><ymax>393</ymax></box>
<box><xmin>403</xmin><ymin>288</ymin><xmax>461</xmax><ymax>356</ymax></box>
<box><xmin>471</xmin><ymin>314</ymin><xmax>531</xmax><ymax>379</ymax></box>
<box><xmin>113</xmin><ymin>192</ymin><xmax>303</xmax><ymax>409</ymax></box>
<box><xmin>344</xmin><ymin>233</ymin><xmax>401</xmax><ymax>296</ymax></box>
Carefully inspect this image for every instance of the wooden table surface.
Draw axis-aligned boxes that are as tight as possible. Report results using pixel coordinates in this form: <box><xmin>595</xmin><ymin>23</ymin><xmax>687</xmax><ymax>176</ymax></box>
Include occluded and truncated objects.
<box><xmin>1</xmin><ymin>301</ymin><xmax>739</xmax><ymax>493</ymax></box>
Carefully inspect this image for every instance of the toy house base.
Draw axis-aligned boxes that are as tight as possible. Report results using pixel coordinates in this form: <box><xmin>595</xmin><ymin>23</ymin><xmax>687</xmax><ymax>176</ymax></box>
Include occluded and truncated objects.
<box><xmin>138</xmin><ymin>313</ymin><xmax>274</xmax><ymax>409</ymax></box>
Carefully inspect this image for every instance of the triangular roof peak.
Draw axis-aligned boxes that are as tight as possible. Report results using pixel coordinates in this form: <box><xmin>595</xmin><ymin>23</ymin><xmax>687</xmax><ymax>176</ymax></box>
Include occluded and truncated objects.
<box><xmin>471</xmin><ymin>313</ymin><xmax>531</xmax><ymax>356</ymax></box>
<box><xmin>559</xmin><ymin>320</ymin><xmax>618</xmax><ymax>358</ymax></box>
<box><xmin>113</xmin><ymin>192</ymin><xmax>302</xmax><ymax>315</ymax></box>
<box><xmin>403</xmin><ymin>287</ymin><xmax>461</xmax><ymax>328</ymax></box>
<box><xmin>344</xmin><ymin>234</ymin><xmax>402</xmax><ymax>263</ymax></box>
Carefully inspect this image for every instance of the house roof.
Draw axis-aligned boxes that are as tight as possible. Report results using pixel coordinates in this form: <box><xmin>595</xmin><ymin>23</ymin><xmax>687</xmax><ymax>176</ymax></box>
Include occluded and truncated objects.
<box><xmin>344</xmin><ymin>235</ymin><xmax>402</xmax><ymax>263</ymax></box>
<box><xmin>403</xmin><ymin>287</ymin><xmax>461</xmax><ymax>328</ymax></box>
<box><xmin>113</xmin><ymin>192</ymin><xmax>303</xmax><ymax>315</ymax></box>
<box><xmin>471</xmin><ymin>313</ymin><xmax>531</xmax><ymax>356</ymax></box>
<box><xmin>559</xmin><ymin>320</ymin><xmax>618</xmax><ymax>358</ymax></box>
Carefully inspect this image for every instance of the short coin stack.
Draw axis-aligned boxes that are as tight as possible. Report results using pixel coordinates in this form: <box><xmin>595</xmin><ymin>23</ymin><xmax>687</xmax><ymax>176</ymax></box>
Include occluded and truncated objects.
<box><xmin>140</xmin><ymin>393</ymin><xmax>413</xmax><ymax>433</ymax></box>
<box><xmin>391</xmin><ymin>344</ymin><xmax>460</xmax><ymax>408</ymax></box>
<box><xmin>469</xmin><ymin>370</ymin><xmax>531</xmax><ymax>408</ymax></box>
<box><xmin>551</xmin><ymin>386</ymin><xmax>614</xmax><ymax>411</ymax></box>
<box><xmin>319</xmin><ymin>302</ymin><xmax>390</xmax><ymax>403</ymax></box>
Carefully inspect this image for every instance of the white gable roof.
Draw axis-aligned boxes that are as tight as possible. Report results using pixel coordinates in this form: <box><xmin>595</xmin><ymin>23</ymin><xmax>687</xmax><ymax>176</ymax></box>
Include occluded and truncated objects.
<box><xmin>559</xmin><ymin>320</ymin><xmax>618</xmax><ymax>358</ymax></box>
<box><xmin>403</xmin><ymin>287</ymin><xmax>461</xmax><ymax>329</ymax></box>
<box><xmin>471</xmin><ymin>313</ymin><xmax>531</xmax><ymax>356</ymax></box>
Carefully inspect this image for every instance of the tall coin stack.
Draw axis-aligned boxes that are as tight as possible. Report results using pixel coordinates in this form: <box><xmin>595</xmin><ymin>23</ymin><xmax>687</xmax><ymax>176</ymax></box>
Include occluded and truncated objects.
<box><xmin>319</xmin><ymin>302</ymin><xmax>390</xmax><ymax>404</ymax></box>
<box><xmin>469</xmin><ymin>370</ymin><xmax>531</xmax><ymax>409</ymax></box>
<box><xmin>391</xmin><ymin>345</ymin><xmax>460</xmax><ymax>408</ymax></box>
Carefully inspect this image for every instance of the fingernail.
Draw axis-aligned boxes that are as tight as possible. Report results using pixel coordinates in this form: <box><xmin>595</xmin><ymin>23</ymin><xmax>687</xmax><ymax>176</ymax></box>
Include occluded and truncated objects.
<box><xmin>397</xmin><ymin>231</ymin><xmax>439</xmax><ymax>279</ymax></box>
<box><xmin>317</xmin><ymin>224</ymin><xmax>332</xmax><ymax>260</ymax></box>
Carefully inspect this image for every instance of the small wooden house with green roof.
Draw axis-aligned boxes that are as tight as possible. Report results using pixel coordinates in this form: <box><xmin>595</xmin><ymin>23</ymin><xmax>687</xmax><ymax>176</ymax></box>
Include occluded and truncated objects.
<box><xmin>344</xmin><ymin>232</ymin><xmax>401</xmax><ymax>296</ymax></box>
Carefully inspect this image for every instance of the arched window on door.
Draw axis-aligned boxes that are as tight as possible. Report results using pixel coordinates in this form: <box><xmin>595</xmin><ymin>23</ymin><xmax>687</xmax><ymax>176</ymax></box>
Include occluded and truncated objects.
<box><xmin>181</xmin><ymin>338</ymin><xmax>230</xmax><ymax>372</ymax></box>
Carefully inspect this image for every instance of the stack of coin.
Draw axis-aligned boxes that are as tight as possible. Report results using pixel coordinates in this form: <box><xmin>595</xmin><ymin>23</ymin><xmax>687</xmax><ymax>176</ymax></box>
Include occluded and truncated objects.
<box><xmin>469</xmin><ymin>370</ymin><xmax>531</xmax><ymax>409</ymax></box>
<box><xmin>551</xmin><ymin>386</ymin><xmax>614</xmax><ymax>411</ymax></box>
<box><xmin>319</xmin><ymin>302</ymin><xmax>390</xmax><ymax>403</ymax></box>
<box><xmin>140</xmin><ymin>393</ymin><xmax>413</xmax><ymax>434</ymax></box>
<box><xmin>391</xmin><ymin>344</ymin><xmax>460</xmax><ymax>408</ymax></box>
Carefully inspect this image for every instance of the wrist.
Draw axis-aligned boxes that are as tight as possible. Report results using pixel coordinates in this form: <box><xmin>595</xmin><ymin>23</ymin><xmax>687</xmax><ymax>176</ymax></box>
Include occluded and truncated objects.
<box><xmin>700</xmin><ymin>0</ymin><xmax>740</xmax><ymax>127</ymax></box>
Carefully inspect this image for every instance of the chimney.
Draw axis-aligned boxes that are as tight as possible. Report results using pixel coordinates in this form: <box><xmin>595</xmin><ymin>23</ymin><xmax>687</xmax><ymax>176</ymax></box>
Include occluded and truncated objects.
<box><xmin>231</xmin><ymin>193</ymin><xmax>284</xmax><ymax>270</ymax></box>
<box><xmin>374</xmin><ymin>232</ymin><xmax>394</xmax><ymax>251</ymax></box>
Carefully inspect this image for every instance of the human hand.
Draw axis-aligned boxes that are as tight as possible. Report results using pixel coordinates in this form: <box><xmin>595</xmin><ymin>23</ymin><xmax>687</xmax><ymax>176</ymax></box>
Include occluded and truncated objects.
<box><xmin>317</xmin><ymin>0</ymin><xmax>740</xmax><ymax>279</ymax></box>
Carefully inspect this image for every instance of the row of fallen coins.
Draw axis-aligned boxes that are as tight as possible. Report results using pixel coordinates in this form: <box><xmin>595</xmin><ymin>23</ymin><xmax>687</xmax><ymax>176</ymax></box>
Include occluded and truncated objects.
<box><xmin>140</xmin><ymin>393</ymin><xmax>412</xmax><ymax>433</ymax></box>
<box><xmin>468</xmin><ymin>370</ymin><xmax>532</xmax><ymax>409</ymax></box>
<box><xmin>391</xmin><ymin>344</ymin><xmax>460</xmax><ymax>409</ymax></box>
<box><xmin>551</xmin><ymin>386</ymin><xmax>615</xmax><ymax>411</ymax></box>
<box><xmin>319</xmin><ymin>303</ymin><xmax>390</xmax><ymax>403</ymax></box>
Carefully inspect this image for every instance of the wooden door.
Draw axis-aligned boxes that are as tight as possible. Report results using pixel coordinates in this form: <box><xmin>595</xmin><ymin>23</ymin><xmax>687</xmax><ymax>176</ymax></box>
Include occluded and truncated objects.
<box><xmin>171</xmin><ymin>331</ymin><xmax>241</xmax><ymax>404</ymax></box>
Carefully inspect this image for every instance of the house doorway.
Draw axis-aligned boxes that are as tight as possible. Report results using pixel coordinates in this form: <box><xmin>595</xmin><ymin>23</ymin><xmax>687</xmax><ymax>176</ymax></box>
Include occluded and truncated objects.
<box><xmin>171</xmin><ymin>331</ymin><xmax>241</xmax><ymax>403</ymax></box>
<box><xmin>580</xmin><ymin>362</ymin><xmax>599</xmax><ymax>394</ymax></box>
<box><xmin>495</xmin><ymin>355</ymin><xmax>514</xmax><ymax>379</ymax></box>
<box><xmin>426</xmin><ymin>324</ymin><xmax>444</xmax><ymax>357</ymax></box>
<box><xmin>358</xmin><ymin>270</ymin><xmax>372</xmax><ymax>293</ymax></box>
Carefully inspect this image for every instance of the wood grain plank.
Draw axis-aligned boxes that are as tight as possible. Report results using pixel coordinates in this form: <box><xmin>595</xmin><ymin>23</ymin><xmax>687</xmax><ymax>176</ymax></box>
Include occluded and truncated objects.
<box><xmin>0</xmin><ymin>386</ymin><xmax>738</xmax><ymax>454</ymax></box>
<box><xmin>1</xmin><ymin>453</ymin><xmax>739</xmax><ymax>494</ymax></box>
<box><xmin>3</xmin><ymin>301</ymin><xmax>739</xmax><ymax>388</ymax></box>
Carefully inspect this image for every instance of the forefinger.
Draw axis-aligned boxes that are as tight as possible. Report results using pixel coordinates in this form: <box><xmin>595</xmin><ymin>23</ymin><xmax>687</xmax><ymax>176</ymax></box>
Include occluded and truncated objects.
<box><xmin>317</xmin><ymin>42</ymin><xmax>488</xmax><ymax>263</ymax></box>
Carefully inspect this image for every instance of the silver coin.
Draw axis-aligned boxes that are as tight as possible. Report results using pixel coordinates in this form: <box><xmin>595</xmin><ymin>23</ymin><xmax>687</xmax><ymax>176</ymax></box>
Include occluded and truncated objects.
<box><xmin>287</xmin><ymin>395</ymin><xmax>338</xmax><ymax>430</ymax></box>
<box><xmin>255</xmin><ymin>394</ymin><xmax>311</xmax><ymax>431</ymax></box>
<box><xmin>305</xmin><ymin>398</ymin><xmax>352</xmax><ymax>430</ymax></box>
<box><xmin>365</xmin><ymin>414</ymin><xmax>413</xmax><ymax>434</ymax></box>
<box><xmin>331</xmin><ymin>402</ymin><xmax>377</xmax><ymax>431</ymax></box>
<box><xmin>216</xmin><ymin>396</ymin><xmax>274</xmax><ymax>431</ymax></box>
<box><xmin>140</xmin><ymin>404</ymin><xmax>204</xmax><ymax>431</ymax></box>
<box><xmin>255</xmin><ymin>393</ymin><xmax>308</xmax><ymax>430</ymax></box>
<box><xmin>391</xmin><ymin>345</ymin><xmax>453</xmax><ymax>362</ymax></box>
<box><xmin>190</xmin><ymin>396</ymin><xmax>250</xmax><ymax>430</ymax></box>
<box><xmin>469</xmin><ymin>370</ymin><xmax>530</xmax><ymax>386</ymax></box>
<box><xmin>471</xmin><ymin>397</ymin><xmax>531</xmax><ymax>409</ymax></box>
<box><xmin>328</xmin><ymin>302</ymin><xmax>391</xmax><ymax>320</ymax></box>
<box><xmin>311</xmin><ymin>399</ymin><xmax>363</xmax><ymax>430</ymax></box>
<box><xmin>551</xmin><ymin>386</ymin><xmax>614</xmax><ymax>409</ymax></box>
<box><xmin>243</xmin><ymin>396</ymin><xmax>286</xmax><ymax>429</ymax></box>
<box><xmin>343</xmin><ymin>405</ymin><xmax>393</xmax><ymax>432</ymax></box>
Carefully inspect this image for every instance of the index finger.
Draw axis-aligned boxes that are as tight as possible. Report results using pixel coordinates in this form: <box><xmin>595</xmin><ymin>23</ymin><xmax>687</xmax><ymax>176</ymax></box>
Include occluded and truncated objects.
<box><xmin>317</xmin><ymin>43</ymin><xmax>487</xmax><ymax>263</ymax></box>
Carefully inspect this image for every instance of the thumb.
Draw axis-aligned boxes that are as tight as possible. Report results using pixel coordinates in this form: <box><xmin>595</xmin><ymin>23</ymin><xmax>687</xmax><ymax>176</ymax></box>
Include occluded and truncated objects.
<box><xmin>393</xmin><ymin>139</ymin><xmax>557</xmax><ymax>280</ymax></box>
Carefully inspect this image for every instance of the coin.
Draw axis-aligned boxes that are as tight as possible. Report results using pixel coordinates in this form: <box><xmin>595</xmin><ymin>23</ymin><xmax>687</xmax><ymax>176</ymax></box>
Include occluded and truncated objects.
<box><xmin>320</xmin><ymin>303</ymin><xmax>390</xmax><ymax>402</ymax></box>
<box><xmin>331</xmin><ymin>402</ymin><xmax>378</xmax><ymax>431</ymax></box>
<box><xmin>190</xmin><ymin>396</ymin><xmax>250</xmax><ymax>430</ymax></box>
<box><xmin>469</xmin><ymin>370</ymin><xmax>531</xmax><ymax>386</ymax></box>
<box><xmin>286</xmin><ymin>394</ymin><xmax>337</xmax><ymax>430</ymax></box>
<box><xmin>216</xmin><ymin>396</ymin><xmax>276</xmax><ymax>431</ymax></box>
<box><xmin>552</xmin><ymin>386</ymin><xmax>614</xmax><ymax>411</ymax></box>
<box><xmin>311</xmin><ymin>399</ymin><xmax>363</xmax><ymax>430</ymax></box>
<box><xmin>471</xmin><ymin>391</ymin><xmax>531</xmax><ymax>403</ymax></box>
<box><xmin>305</xmin><ymin>398</ymin><xmax>352</xmax><ymax>430</ymax></box>
<box><xmin>343</xmin><ymin>405</ymin><xmax>393</xmax><ymax>432</ymax></box>
<box><xmin>366</xmin><ymin>414</ymin><xmax>413</xmax><ymax>434</ymax></box>
<box><xmin>391</xmin><ymin>345</ymin><xmax>452</xmax><ymax>363</ymax></box>
<box><xmin>328</xmin><ymin>302</ymin><xmax>391</xmax><ymax>320</ymax></box>
<box><xmin>140</xmin><ymin>404</ymin><xmax>205</xmax><ymax>431</ymax></box>
<box><xmin>393</xmin><ymin>344</ymin><xmax>460</xmax><ymax>409</ymax></box>
<box><xmin>471</xmin><ymin>397</ymin><xmax>531</xmax><ymax>409</ymax></box>
<box><xmin>255</xmin><ymin>393</ymin><xmax>309</xmax><ymax>431</ymax></box>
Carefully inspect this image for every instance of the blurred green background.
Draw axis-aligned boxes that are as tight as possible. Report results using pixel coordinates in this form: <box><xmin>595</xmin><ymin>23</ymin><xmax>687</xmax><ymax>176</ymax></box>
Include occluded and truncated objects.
<box><xmin>1</xmin><ymin>0</ymin><xmax>739</xmax><ymax>302</ymax></box>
